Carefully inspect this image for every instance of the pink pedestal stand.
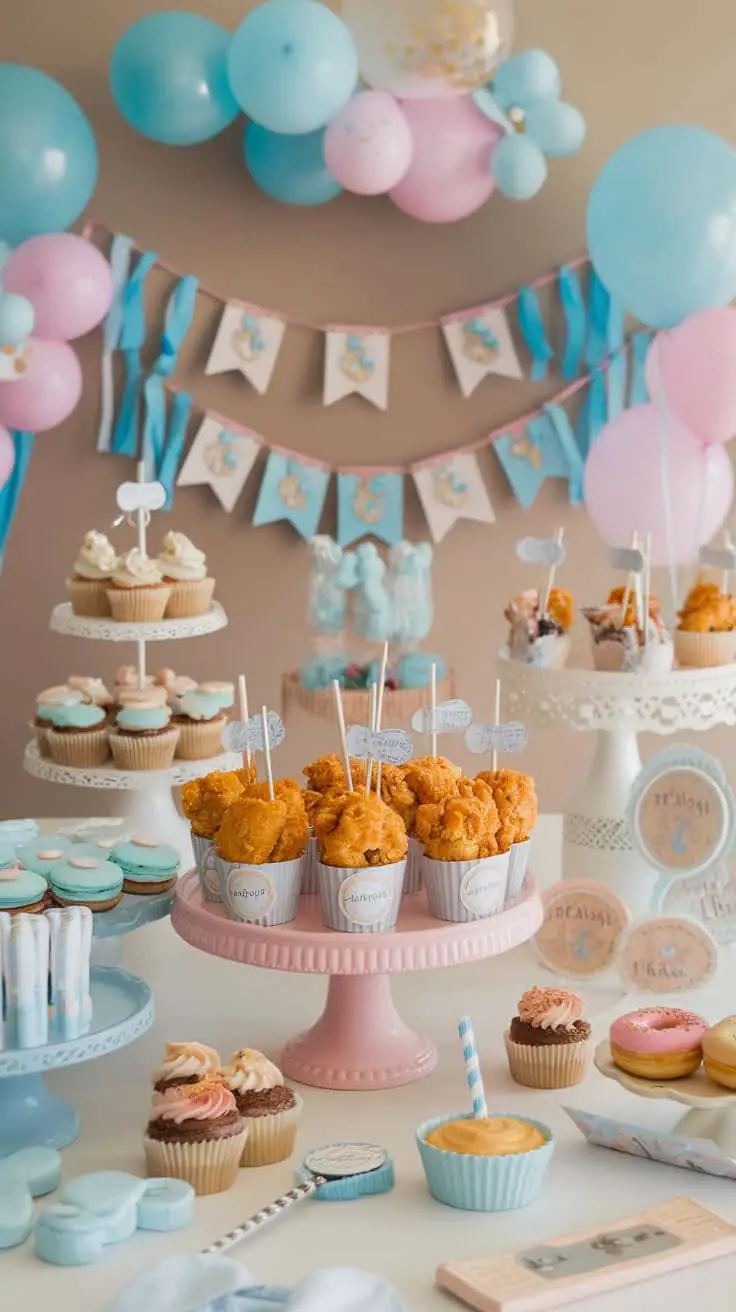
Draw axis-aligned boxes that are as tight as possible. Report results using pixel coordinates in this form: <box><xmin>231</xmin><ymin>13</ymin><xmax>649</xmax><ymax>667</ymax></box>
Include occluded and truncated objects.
<box><xmin>172</xmin><ymin>872</ymin><xmax>543</xmax><ymax>1091</ymax></box>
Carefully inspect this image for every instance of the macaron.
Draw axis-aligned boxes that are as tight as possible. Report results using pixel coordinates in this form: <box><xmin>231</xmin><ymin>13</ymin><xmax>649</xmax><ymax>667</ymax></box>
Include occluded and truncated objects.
<box><xmin>702</xmin><ymin>1017</ymin><xmax>736</xmax><ymax>1090</ymax></box>
<box><xmin>0</xmin><ymin>819</ymin><xmax>40</xmax><ymax>848</ymax></box>
<box><xmin>49</xmin><ymin>855</ymin><xmax>124</xmax><ymax>912</ymax></box>
<box><xmin>0</xmin><ymin>843</ymin><xmax>16</xmax><ymax>872</ymax></box>
<box><xmin>0</xmin><ymin>867</ymin><xmax>48</xmax><ymax>914</ymax></box>
<box><xmin>109</xmin><ymin>836</ymin><xmax>179</xmax><ymax>894</ymax></box>
<box><xmin>17</xmin><ymin>837</ymin><xmax>72</xmax><ymax>876</ymax></box>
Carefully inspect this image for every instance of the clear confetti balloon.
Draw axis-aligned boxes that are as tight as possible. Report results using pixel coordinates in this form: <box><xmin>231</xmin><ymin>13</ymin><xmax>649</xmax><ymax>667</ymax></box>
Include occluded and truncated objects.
<box><xmin>342</xmin><ymin>0</ymin><xmax>514</xmax><ymax>100</ymax></box>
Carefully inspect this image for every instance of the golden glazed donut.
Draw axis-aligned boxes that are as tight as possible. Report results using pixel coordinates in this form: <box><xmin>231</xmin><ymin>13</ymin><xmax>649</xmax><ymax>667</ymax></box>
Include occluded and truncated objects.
<box><xmin>702</xmin><ymin>1017</ymin><xmax>736</xmax><ymax>1090</ymax></box>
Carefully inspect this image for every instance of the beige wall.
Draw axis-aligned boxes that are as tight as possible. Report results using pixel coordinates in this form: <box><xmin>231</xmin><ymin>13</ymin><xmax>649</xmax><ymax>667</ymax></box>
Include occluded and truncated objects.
<box><xmin>3</xmin><ymin>1</ymin><xmax>736</xmax><ymax>820</ymax></box>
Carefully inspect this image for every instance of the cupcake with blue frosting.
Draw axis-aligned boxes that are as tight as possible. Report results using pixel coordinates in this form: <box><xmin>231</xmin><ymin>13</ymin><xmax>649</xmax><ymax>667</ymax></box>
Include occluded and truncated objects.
<box><xmin>46</xmin><ymin>700</ymin><xmax>110</xmax><ymax>768</ymax></box>
<box><xmin>109</xmin><ymin>698</ymin><xmax>180</xmax><ymax>771</ymax></box>
<box><xmin>33</xmin><ymin>685</ymin><xmax>85</xmax><ymax>758</ymax></box>
<box><xmin>173</xmin><ymin>684</ymin><xmax>233</xmax><ymax>760</ymax></box>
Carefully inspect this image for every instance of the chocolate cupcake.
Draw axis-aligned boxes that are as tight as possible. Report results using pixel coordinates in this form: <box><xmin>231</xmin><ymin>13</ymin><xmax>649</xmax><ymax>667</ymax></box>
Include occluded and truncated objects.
<box><xmin>223</xmin><ymin>1048</ymin><xmax>302</xmax><ymax>1166</ymax></box>
<box><xmin>144</xmin><ymin>1078</ymin><xmax>247</xmax><ymax>1196</ymax></box>
<box><xmin>153</xmin><ymin>1041</ymin><xmax>223</xmax><ymax>1092</ymax></box>
<box><xmin>504</xmin><ymin>987</ymin><xmax>592</xmax><ymax>1089</ymax></box>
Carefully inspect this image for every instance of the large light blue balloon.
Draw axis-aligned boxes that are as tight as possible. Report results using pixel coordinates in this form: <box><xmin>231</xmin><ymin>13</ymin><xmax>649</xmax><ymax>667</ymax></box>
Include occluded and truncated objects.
<box><xmin>229</xmin><ymin>0</ymin><xmax>358</xmax><ymax>135</ymax></box>
<box><xmin>494</xmin><ymin>134</ymin><xmax>548</xmax><ymax>201</ymax></box>
<box><xmin>588</xmin><ymin>126</ymin><xmax>736</xmax><ymax>328</ymax></box>
<box><xmin>245</xmin><ymin>122</ymin><xmax>342</xmax><ymax>206</ymax></box>
<box><xmin>0</xmin><ymin>65</ymin><xmax>98</xmax><ymax>246</ymax></box>
<box><xmin>110</xmin><ymin>12</ymin><xmax>239</xmax><ymax>146</ymax></box>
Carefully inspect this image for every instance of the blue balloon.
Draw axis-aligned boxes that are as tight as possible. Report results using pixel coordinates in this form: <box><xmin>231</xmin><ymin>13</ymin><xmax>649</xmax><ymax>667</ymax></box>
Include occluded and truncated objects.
<box><xmin>588</xmin><ymin>126</ymin><xmax>736</xmax><ymax>328</ymax></box>
<box><xmin>525</xmin><ymin>101</ymin><xmax>586</xmax><ymax>159</ymax></box>
<box><xmin>245</xmin><ymin>122</ymin><xmax>342</xmax><ymax>206</ymax></box>
<box><xmin>492</xmin><ymin>50</ymin><xmax>561</xmax><ymax>111</ymax></box>
<box><xmin>494</xmin><ymin>134</ymin><xmax>548</xmax><ymax>201</ymax></box>
<box><xmin>0</xmin><ymin>294</ymin><xmax>34</xmax><ymax>346</ymax></box>
<box><xmin>0</xmin><ymin>66</ymin><xmax>98</xmax><ymax>247</ymax></box>
<box><xmin>110</xmin><ymin>13</ymin><xmax>239</xmax><ymax>146</ymax></box>
<box><xmin>228</xmin><ymin>0</ymin><xmax>358</xmax><ymax>135</ymax></box>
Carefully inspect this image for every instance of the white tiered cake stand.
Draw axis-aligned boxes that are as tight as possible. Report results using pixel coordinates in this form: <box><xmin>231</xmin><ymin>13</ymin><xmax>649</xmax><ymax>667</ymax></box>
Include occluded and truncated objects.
<box><xmin>501</xmin><ymin>658</ymin><xmax>736</xmax><ymax>915</ymax></box>
<box><xmin>172</xmin><ymin>871</ymin><xmax>543</xmax><ymax>1091</ymax></box>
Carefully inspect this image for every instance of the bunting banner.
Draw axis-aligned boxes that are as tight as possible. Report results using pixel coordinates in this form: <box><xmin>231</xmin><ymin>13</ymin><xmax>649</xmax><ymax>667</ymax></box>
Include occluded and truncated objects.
<box><xmin>413</xmin><ymin>454</ymin><xmax>495</xmax><ymax>543</ymax></box>
<box><xmin>323</xmin><ymin>328</ymin><xmax>391</xmax><ymax>410</ymax></box>
<box><xmin>177</xmin><ymin>415</ymin><xmax>260</xmax><ymax>512</ymax></box>
<box><xmin>442</xmin><ymin>306</ymin><xmax>523</xmax><ymax>398</ymax></box>
<box><xmin>337</xmin><ymin>472</ymin><xmax>404</xmax><ymax>547</ymax></box>
<box><xmin>206</xmin><ymin>302</ymin><xmax>286</xmax><ymax>395</ymax></box>
<box><xmin>253</xmin><ymin>452</ymin><xmax>330</xmax><ymax>540</ymax></box>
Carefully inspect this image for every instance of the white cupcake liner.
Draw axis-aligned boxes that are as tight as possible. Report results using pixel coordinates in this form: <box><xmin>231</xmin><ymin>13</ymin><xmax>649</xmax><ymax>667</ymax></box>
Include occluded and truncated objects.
<box><xmin>423</xmin><ymin>852</ymin><xmax>509</xmax><ymax>923</ymax></box>
<box><xmin>174</xmin><ymin>715</ymin><xmax>227</xmax><ymax>761</ymax></box>
<box><xmin>504</xmin><ymin>1031</ymin><xmax>591</xmax><ymax>1089</ymax></box>
<box><xmin>416</xmin><ymin>1112</ymin><xmax>554</xmax><ymax>1213</ymax></box>
<box><xmin>107</xmin><ymin>585</ymin><xmax>172</xmax><ymax>623</ymax></box>
<box><xmin>675</xmin><ymin>628</ymin><xmax>736</xmax><ymax>668</ymax></box>
<box><xmin>215</xmin><ymin>855</ymin><xmax>303</xmax><ymax>926</ymax></box>
<box><xmin>301</xmin><ymin>835</ymin><xmax>319</xmax><ymax>895</ymax></box>
<box><xmin>144</xmin><ymin>1128</ymin><xmax>247</xmax><ymax>1196</ymax></box>
<box><xmin>317</xmin><ymin>859</ymin><xmax>406</xmax><ymax>933</ymax></box>
<box><xmin>591</xmin><ymin>638</ymin><xmax>626</xmax><ymax>671</ymax></box>
<box><xmin>506</xmin><ymin>840</ymin><xmax>530</xmax><ymax>905</ymax></box>
<box><xmin>164</xmin><ymin>576</ymin><xmax>215</xmax><ymax>619</ymax></box>
<box><xmin>240</xmin><ymin>1093</ymin><xmax>303</xmax><ymax>1167</ymax></box>
<box><xmin>46</xmin><ymin>728</ymin><xmax>110</xmax><ymax>769</ymax></box>
<box><xmin>402</xmin><ymin>837</ymin><xmax>424</xmax><ymax>895</ymax></box>
<box><xmin>192</xmin><ymin>833</ymin><xmax>221</xmax><ymax>903</ymax></box>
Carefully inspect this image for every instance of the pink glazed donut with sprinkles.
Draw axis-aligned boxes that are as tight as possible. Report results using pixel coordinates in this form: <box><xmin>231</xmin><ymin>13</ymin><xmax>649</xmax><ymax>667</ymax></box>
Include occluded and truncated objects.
<box><xmin>610</xmin><ymin>1007</ymin><xmax>708</xmax><ymax>1081</ymax></box>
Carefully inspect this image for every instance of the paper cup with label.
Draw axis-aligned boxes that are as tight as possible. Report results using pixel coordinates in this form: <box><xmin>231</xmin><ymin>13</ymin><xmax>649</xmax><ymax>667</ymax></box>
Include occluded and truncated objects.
<box><xmin>192</xmin><ymin>834</ymin><xmax>222</xmax><ymax>904</ymax></box>
<box><xmin>506</xmin><ymin>839</ymin><xmax>530</xmax><ymax>905</ymax></box>
<box><xmin>215</xmin><ymin>856</ymin><xmax>303</xmax><ymax>927</ymax></box>
<box><xmin>423</xmin><ymin>852</ymin><xmax>510</xmax><ymax>924</ymax></box>
<box><xmin>318</xmin><ymin>859</ymin><xmax>406</xmax><ymax>934</ymax></box>
<box><xmin>402</xmin><ymin>837</ymin><xmax>424</xmax><ymax>896</ymax></box>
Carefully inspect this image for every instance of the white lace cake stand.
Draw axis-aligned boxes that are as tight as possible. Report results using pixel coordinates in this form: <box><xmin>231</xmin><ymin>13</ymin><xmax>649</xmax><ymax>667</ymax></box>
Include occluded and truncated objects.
<box><xmin>500</xmin><ymin>658</ymin><xmax>736</xmax><ymax>915</ymax></box>
<box><xmin>49</xmin><ymin>600</ymin><xmax>228</xmax><ymax>642</ymax></box>
<box><xmin>595</xmin><ymin>1039</ymin><xmax>736</xmax><ymax>1156</ymax></box>
<box><xmin>172</xmin><ymin>871</ymin><xmax>543</xmax><ymax>1092</ymax></box>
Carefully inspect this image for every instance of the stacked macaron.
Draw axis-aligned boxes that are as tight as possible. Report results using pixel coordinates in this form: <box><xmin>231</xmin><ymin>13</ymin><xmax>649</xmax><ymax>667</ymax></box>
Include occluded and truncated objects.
<box><xmin>108</xmin><ymin>837</ymin><xmax>179</xmax><ymax>895</ymax></box>
<box><xmin>0</xmin><ymin>840</ymin><xmax>49</xmax><ymax>914</ymax></box>
<box><xmin>2</xmin><ymin>830</ymin><xmax>180</xmax><ymax>914</ymax></box>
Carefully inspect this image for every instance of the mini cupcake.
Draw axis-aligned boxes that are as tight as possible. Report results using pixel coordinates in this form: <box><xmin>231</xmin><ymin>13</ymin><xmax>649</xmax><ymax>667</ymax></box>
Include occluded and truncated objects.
<box><xmin>173</xmin><ymin>688</ymin><xmax>229</xmax><ymax>761</ymax></box>
<box><xmin>584</xmin><ymin>587</ymin><xmax>673</xmax><ymax>674</ymax></box>
<box><xmin>158</xmin><ymin>531</ymin><xmax>215</xmax><ymax>619</ymax></box>
<box><xmin>181</xmin><ymin>770</ymin><xmax>246</xmax><ymax>902</ymax></box>
<box><xmin>675</xmin><ymin>578</ymin><xmax>736</xmax><ymax>668</ymax></box>
<box><xmin>32</xmin><ymin>686</ymin><xmax>85</xmax><ymax>759</ymax></box>
<box><xmin>416</xmin><ymin>779</ymin><xmax>509</xmax><ymax>924</ymax></box>
<box><xmin>109</xmin><ymin>701</ymin><xmax>180</xmax><ymax>771</ymax></box>
<box><xmin>107</xmin><ymin>548</ymin><xmax>171</xmax><ymax>624</ymax></box>
<box><xmin>416</xmin><ymin>1112</ymin><xmax>554</xmax><ymax>1213</ymax></box>
<box><xmin>67</xmin><ymin>676</ymin><xmax>114</xmax><ymax>715</ymax></box>
<box><xmin>505</xmin><ymin>986</ymin><xmax>592</xmax><ymax>1089</ymax></box>
<box><xmin>505</xmin><ymin>589</ymin><xmax>574</xmax><ymax>669</ymax></box>
<box><xmin>313</xmin><ymin>791</ymin><xmax>407</xmax><ymax>933</ymax></box>
<box><xmin>214</xmin><ymin>789</ymin><xmax>307</xmax><ymax>926</ymax></box>
<box><xmin>109</xmin><ymin>836</ymin><xmax>179</xmax><ymax>895</ymax></box>
<box><xmin>66</xmin><ymin>530</ymin><xmax>118</xmax><ymax>618</ymax></box>
<box><xmin>153</xmin><ymin>1041</ymin><xmax>223</xmax><ymax>1092</ymax></box>
<box><xmin>222</xmin><ymin>1048</ymin><xmax>302</xmax><ymax>1167</ymax></box>
<box><xmin>46</xmin><ymin>701</ymin><xmax>110</xmax><ymax>768</ymax></box>
<box><xmin>476</xmin><ymin>769</ymin><xmax>537</xmax><ymax>904</ymax></box>
<box><xmin>144</xmin><ymin>1078</ymin><xmax>247</xmax><ymax>1196</ymax></box>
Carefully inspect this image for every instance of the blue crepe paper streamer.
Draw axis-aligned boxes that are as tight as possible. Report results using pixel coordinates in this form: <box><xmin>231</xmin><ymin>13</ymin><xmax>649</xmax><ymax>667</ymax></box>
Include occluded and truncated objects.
<box><xmin>0</xmin><ymin>432</ymin><xmax>35</xmax><ymax>568</ymax></box>
<box><xmin>544</xmin><ymin>404</ymin><xmax>585</xmax><ymax>504</ymax></box>
<box><xmin>630</xmin><ymin>331</ymin><xmax>653</xmax><ymax>406</ymax></box>
<box><xmin>157</xmin><ymin>391</ymin><xmax>192</xmax><ymax>509</ymax></box>
<box><xmin>517</xmin><ymin>286</ymin><xmax>554</xmax><ymax>381</ymax></box>
<box><xmin>607</xmin><ymin>347</ymin><xmax>628</xmax><ymax>422</ymax></box>
<box><xmin>97</xmin><ymin>234</ymin><xmax>134</xmax><ymax>453</ymax></box>
<box><xmin>587</xmin><ymin>365</ymin><xmax>608</xmax><ymax>450</ymax></box>
<box><xmin>586</xmin><ymin>270</ymin><xmax>611</xmax><ymax>368</ymax></box>
<box><xmin>142</xmin><ymin>275</ymin><xmax>199</xmax><ymax>481</ymax></box>
<box><xmin>112</xmin><ymin>251</ymin><xmax>159</xmax><ymax>457</ymax></box>
<box><xmin>558</xmin><ymin>265</ymin><xmax>586</xmax><ymax>379</ymax></box>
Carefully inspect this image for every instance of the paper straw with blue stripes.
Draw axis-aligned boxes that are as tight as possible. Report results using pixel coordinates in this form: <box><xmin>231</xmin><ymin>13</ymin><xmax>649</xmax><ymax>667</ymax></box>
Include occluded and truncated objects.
<box><xmin>458</xmin><ymin>1016</ymin><xmax>487</xmax><ymax>1119</ymax></box>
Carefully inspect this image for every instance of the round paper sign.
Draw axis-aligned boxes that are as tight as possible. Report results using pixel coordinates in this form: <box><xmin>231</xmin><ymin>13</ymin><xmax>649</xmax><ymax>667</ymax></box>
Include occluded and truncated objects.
<box><xmin>653</xmin><ymin>864</ymin><xmax>736</xmax><ymax>947</ymax></box>
<box><xmin>619</xmin><ymin>916</ymin><xmax>718</xmax><ymax>994</ymax></box>
<box><xmin>226</xmin><ymin>867</ymin><xmax>276</xmax><ymax>921</ymax></box>
<box><xmin>633</xmin><ymin>764</ymin><xmax>732</xmax><ymax>878</ymax></box>
<box><xmin>535</xmin><ymin>881</ymin><xmax>631</xmax><ymax>979</ymax></box>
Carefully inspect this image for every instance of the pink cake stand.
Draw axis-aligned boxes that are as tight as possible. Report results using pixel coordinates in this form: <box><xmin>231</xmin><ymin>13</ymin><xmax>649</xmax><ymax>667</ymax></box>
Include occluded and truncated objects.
<box><xmin>172</xmin><ymin>872</ymin><xmax>542</xmax><ymax>1091</ymax></box>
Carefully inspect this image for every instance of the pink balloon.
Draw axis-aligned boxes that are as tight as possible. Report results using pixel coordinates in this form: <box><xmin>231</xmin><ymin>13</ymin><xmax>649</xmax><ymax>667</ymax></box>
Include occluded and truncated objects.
<box><xmin>389</xmin><ymin>97</ymin><xmax>502</xmax><ymax>223</ymax></box>
<box><xmin>3</xmin><ymin>234</ymin><xmax>114</xmax><ymax>343</ymax></box>
<box><xmin>584</xmin><ymin>404</ymin><xmax>733</xmax><ymax>566</ymax></box>
<box><xmin>0</xmin><ymin>427</ymin><xmax>14</xmax><ymax>492</ymax></box>
<box><xmin>324</xmin><ymin>91</ymin><xmax>413</xmax><ymax>196</ymax></box>
<box><xmin>646</xmin><ymin>307</ymin><xmax>736</xmax><ymax>446</ymax></box>
<box><xmin>0</xmin><ymin>339</ymin><xmax>82</xmax><ymax>433</ymax></box>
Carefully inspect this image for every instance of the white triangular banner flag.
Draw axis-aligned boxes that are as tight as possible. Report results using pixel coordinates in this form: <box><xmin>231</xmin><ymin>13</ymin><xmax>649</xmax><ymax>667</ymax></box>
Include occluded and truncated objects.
<box><xmin>442</xmin><ymin>305</ymin><xmax>523</xmax><ymax>398</ymax></box>
<box><xmin>205</xmin><ymin>302</ymin><xmax>285</xmax><ymax>395</ymax></box>
<box><xmin>177</xmin><ymin>416</ymin><xmax>260</xmax><ymax>513</ymax></box>
<box><xmin>324</xmin><ymin>328</ymin><xmax>390</xmax><ymax>410</ymax></box>
<box><xmin>413</xmin><ymin>453</ymin><xmax>495</xmax><ymax>543</ymax></box>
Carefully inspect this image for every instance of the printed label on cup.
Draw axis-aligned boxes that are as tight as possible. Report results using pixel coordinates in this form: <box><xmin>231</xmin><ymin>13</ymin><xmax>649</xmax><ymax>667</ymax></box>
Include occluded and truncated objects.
<box><xmin>459</xmin><ymin>862</ymin><xmax>507</xmax><ymax>917</ymax></box>
<box><xmin>339</xmin><ymin>871</ymin><xmax>393</xmax><ymax>927</ymax></box>
<box><xmin>619</xmin><ymin>917</ymin><xmax>719</xmax><ymax>994</ymax></box>
<box><xmin>226</xmin><ymin>867</ymin><xmax>276</xmax><ymax>921</ymax></box>
<box><xmin>535</xmin><ymin>881</ymin><xmax>630</xmax><ymax>979</ymax></box>
<box><xmin>636</xmin><ymin>767</ymin><xmax>728</xmax><ymax>874</ymax></box>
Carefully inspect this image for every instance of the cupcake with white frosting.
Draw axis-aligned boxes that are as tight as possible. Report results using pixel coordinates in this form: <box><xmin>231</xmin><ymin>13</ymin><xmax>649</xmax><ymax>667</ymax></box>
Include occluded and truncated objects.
<box><xmin>223</xmin><ymin>1048</ymin><xmax>302</xmax><ymax>1167</ymax></box>
<box><xmin>107</xmin><ymin>548</ymin><xmax>171</xmax><ymax>623</ymax></box>
<box><xmin>153</xmin><ymin>1041</ymin><xmax>223</xmax><ymax>1091</ymax></box>
<box><xmin>67</xmin><ymin>530</ymin><xmax>118</xmax><ymax>618</ymax></box>
<box><xmin>159</xmin><ymin>532</ymin><xmax>214</xmax><ymax>619</ymax></box>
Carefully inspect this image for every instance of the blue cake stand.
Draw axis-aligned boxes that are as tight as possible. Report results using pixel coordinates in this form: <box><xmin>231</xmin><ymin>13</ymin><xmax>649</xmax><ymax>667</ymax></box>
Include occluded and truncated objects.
<box><xmin>0</xmin><ymin>965</ymin><xmax>154</xmax><ymax>1157</ymax></box>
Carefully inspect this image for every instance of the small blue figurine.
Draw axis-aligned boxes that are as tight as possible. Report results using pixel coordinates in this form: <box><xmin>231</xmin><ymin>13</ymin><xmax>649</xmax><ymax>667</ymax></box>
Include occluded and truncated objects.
<box><xmin>388</xmin><ymin>541</ymin><xmax>434</xmax><ymax>650</ymax></box>
<box><xmin>307</xmin><ymin>536</ymin><xmax>356</xmax><ymax>636</ymax></box>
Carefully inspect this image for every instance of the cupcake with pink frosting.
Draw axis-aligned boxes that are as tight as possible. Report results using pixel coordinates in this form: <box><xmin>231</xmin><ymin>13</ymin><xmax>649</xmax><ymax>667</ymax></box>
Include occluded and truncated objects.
<box><xmin>504</xmin><ymin>986</ymin><xmax>592</xmax><ymax>1090</ymax></box>
<box><xmin>153</xmin><ymin>1041</ymin><xmax>223</xmax><ymax>1091</ymax></box>
<box><xmin>143</xmin><ymin>1078</ymin><xmax>247</xmax><ymax>1195</ymax></box>
<box><xmin>222</xmin><ymin>1048</ymin><xmax>302</xmax><ymax>1167</ymax></box>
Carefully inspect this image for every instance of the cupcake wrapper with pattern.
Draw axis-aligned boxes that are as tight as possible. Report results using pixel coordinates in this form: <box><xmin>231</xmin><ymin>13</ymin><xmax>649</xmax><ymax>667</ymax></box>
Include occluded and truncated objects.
<box><xmin>106</xmin><ymin>585</ymin><xmax>172</xmax><ymax>623</ymax></box>
<box><xmin>674</xmin><ymin>628</ymin><xmax>736</xmax><ymax>668</ymax></box>
<box><xmin>174</xmin><ymin>715</ymin><xmax>227</xmax><ymax>761</ymax></box>
<box><xmin>164</xmin><ymin>576</ymin><xmax>215</xmax><ymax>619</ymax></box>
<box><xmin>240</xmin><ymin>1093</ymin><xmax>303</xmax><ymax>1167</ymax></box>
<box><xmin>192</xmin><ymin>833</ymin><xmax>221</xmax><ymax>902</ymax></box>
<box><xmin>504</xmin><ymin>1031</ymin><xmax>591</xmax><ymax>1090</ymax></box>
<box><xmin>109</xmin><ymin>727</ymin><xmax>180</xmax><ymax>771</ymax></box>
<box><xmin>506</xmin><ymin>840</ymin><xmax>530</xmax><ymax>904</ymax></box>
<box><xmin>416</xmin><ymin>1112</ymin><xmax>554</xmax><ymax>1213</ymax></box>
<box><xmin>215</xmin><ymin>855</ymin><xmax>303</xmax><ymax>926</ymax></box>
<box><xmin>144</xmin><ymin>1128</ymin><xmax>248</xmax><ymax>1196</ymax></box>
<box><xmin>318</xmin><ymin>859</ymin><xmax>406</xmax><ymax>934</ymax></box>
<box><xmin>47</xmin><ymin>728</ymin><xmax>110</xmax><ymax>769</ymax></box>
<box><xmin>423</xmin><ymin>852</ymin><xmax>509</xmax><ymax>924</ymax></box>
<box><xmin>403</xmin><ymin>837</ymin><xmax>424</xmax><ymax>895</ymax></box>
<box><xmin>301</xmin><ymin>835</ymin><xmax>319</xmax><ymax>895</ymax></box>
<box><xmin>67</xmin><ymin>577</ymin><xmax>111</xmax><ymax>618</ymax></box>
<box><xmin>32</xmin><ymin>722</ymin><xmax>52</xmax><ymax>760</ymax></box>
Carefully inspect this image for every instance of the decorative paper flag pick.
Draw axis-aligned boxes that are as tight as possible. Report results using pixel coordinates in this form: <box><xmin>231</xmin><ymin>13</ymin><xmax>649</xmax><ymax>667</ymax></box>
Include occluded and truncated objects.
<box><xmin>261</xmin><ymin>705</ymin><xmax>274</xmax><ymax>801</ymax></box>
<box><xmin>332</xmin><ymin>679</ymin><xmax>353</xmax><ymax>792</ymax></box>
<box><xmin>492</xmin><ymin>678</ymin><xmax>501</xmax><ymax>773</ymax></box>
<box><xmin>221</xmin><ymin>711</ymin><xmax>286</xmax><ymax>757</ymax></box>
<box><xmin>238</xmin><ymin>674</ymin><xmax>251</xmax><ymax>770</ymax></box>
<box><xmin>374</xmin><ymin>641</ymin><xmax>389</xmax><ymax>795</ymax></box>
<box><xmin>610</xmin><ymin>544</ymin><xmax>646</xmax><ymax>574</ymax></box>
<box><xmin>364</xmin><ymin>681</ymin><xmax>379</xmax><ymax>798</ymax></box>
<box><xmin>464</xmin><ymin>722</ymin><xmax>529</xmax><ymax>757</ymax></box>
<box><xmin>115</xmin><ymin>479</ymin><xmax>167</xmax><ymax>517</ymax></box>
<box><xmin>430</xmin><ymin>663</ymin><xmax>437</xmax><ymax>757</ymax></box>
<box><xmin>411</xmin><ymin>699</ymin><xmax>473</xmax><ymax>735</ymax></box>
<box><xmin>457</xmin><ymin>1016</ymin><xmax>487</xmax><ymax>1120</ymax></box>
<box><xmin>516</xmin><ymin>536</ymin><xmax>566</xmax><ymax>568</ymax></box>
<box><xmin>345</xmin><ymin>725</ymin><xmax>414</xmax><ymax>767</ymax></box>
<box><xmin>700</xmin><ymin>532</ymin><xmax>736</xmax><ymax>593</ymax></box>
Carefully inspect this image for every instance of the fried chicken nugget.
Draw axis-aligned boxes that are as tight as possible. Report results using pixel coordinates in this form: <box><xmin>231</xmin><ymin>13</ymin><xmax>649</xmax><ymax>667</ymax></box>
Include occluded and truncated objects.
<box><xmin>476</xmin><ymin>769</ymin><xmax>538</xmax><ymax>850</ymax></box>
<box><xmin>243</xmin><ymin>778</ymin><xmax>309</xmax><ymax>861</ymax></box>
<box><xmin>403</xmin><ymin>755</ymin><xmax>462</xmax><ymax>807</ymax></box>
<box><xmin>415</xmin><ymin>778</ymin><xmax>500</xmax><ymax>862</ymax></box>
<box><xmin>314</xmin><ymin>791</ymin><xmax>408</xmax><ymax>868</ymax></box>
<box><xmin>678</xmin><ymin>583</ymin><xmax>736</xmax><ymax>633</ymax></box>
<box><xmin>215</xmin><ymin>796</ymin><xmax>289</xmax><ymax>864</ymax></box>
<box><xmin>303</xmin><ymin>754</ymin><xmax>350</xmax><ymax>794</ymax></box>
<box><xmin>235</xmin><ymin>760</ymin><xmax>258</xmax><ymax>788</ymax></box>
<box><xmin>607</xmin><ymin>585</ymin><xmax>661</xmax><ymax>629</ymax></box>
<box><xmin>547</xmin><ymin>588</ymin><xmax>575</xmax><ymax>632</ymax></box>
<box><xmin>181</xmin><ymin>770</ymin><xmax>245</xmax><ymax>839</ymax></box>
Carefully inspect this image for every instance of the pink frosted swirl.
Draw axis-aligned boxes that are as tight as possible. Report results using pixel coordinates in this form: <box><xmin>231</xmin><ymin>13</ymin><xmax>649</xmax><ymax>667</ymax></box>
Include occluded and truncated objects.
<box><xmin>152</xmin><ymin>1080</ymin><xmax>236</xmax><ymax>1123</ymax></box>
<box><xmin>610</xmin><ymin>1007</ymin><xmax>708</xmax><ymax>1055</ymax></box>
<box><xmin>517</xmin><ymin>987</ymin><xmax>584</xmax><ymax>1030</ymax></box>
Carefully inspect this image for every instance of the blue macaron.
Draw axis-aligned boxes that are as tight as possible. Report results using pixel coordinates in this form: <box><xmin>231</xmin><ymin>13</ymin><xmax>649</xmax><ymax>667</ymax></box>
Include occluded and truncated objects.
<box><xmin>49</xmin><ymin>855</ymin><xmax>124</xmax><ymax>911</ymax></box>
<box><xmin>0</xmin><ymin>867</ymin><xmax>48</xmax><ymax>913</ymax></box>
<box><xmin>0</xmin><ymin>843</ymin><xmax>16</xmax><ymax>871</ymax></box>
<box><xmin>17</xmin><ymin>836</ymin><xmax>72</xmax><ymax>876</ymax></box>
<box><xmin>109</xmin><ymin>837</ymin><xmax>179</xmax><ymax>894</ymax></box>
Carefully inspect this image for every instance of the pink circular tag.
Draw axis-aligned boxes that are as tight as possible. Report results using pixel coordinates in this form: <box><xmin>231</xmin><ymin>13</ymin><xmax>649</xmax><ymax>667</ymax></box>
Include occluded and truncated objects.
<box><xmin>70</xmin><ymin>857</ymin><xmax>99</xmax><ymax>869</ymax></box>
